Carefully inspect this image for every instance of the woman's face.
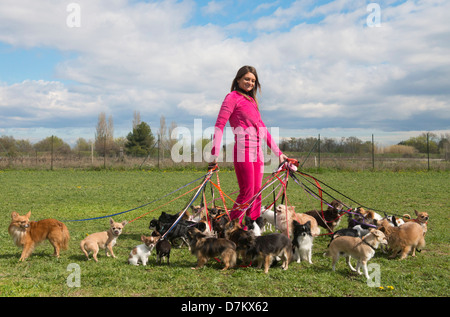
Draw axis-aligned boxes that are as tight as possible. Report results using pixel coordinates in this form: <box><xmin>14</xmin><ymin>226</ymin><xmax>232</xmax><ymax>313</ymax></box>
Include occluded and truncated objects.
<box><xmin>237</xmin><ymin>72</ymin><xmax>256</xmax><ymax>93</ymax></box>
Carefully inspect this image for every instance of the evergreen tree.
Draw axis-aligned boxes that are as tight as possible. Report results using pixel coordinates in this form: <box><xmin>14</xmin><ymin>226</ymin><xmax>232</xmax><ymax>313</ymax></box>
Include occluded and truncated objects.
<box><xmin>125</xmin><ymin>122</ymin><xmax>155</xmax><ymax>156</ymax></box>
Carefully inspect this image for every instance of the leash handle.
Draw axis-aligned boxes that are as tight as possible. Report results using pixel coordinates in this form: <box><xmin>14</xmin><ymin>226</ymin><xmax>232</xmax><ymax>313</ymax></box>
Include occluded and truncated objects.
<box><xmin>286</xmin><ymin>158</ymin><xmax>299</xmax><ymax>167</ymax></box>
<box><xmin>274</xmin><ymin>158</ymin><xmax>299</xmax><ymax>174</ymax></box>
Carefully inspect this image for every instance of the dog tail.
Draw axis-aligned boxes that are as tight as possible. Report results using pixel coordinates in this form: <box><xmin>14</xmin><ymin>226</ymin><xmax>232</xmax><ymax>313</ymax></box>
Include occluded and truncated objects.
<box><xmin>402</xmin><ymin>214</ymin><xmax>412</xmax><ymax>221</ymax></box>
<box><xmin>417</xmin><ymin>236</ymin><xmax>426</xmax><ymax>250</ymax></box>
<box><xmin>230</xmin><ymin>249</ymin><xmax>237</xmax><ymax>268</ymax></box>
<box><xmin>286</xmin><ymin>244</ymin><xmax>294</xmax><ymax>264</ymax></box>
<box><xmin>60</xmin><ymin>223</ymin><xmax>70</xmax><ymax>250</ymax></box>
<box><xmin>80</xmin><ymin>239</ymin><xmax>89</xmax><ymax>257</ymax></box>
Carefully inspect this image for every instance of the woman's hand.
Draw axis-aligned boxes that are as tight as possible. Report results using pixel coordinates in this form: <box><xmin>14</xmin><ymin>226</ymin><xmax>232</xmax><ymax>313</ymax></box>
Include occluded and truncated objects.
<box><xmin>208</xmin><ymin>157</ymin><xmax>218</xmax><ymax>171</ymax></box>
<box><xmin>279</xmin><ymin>153</ymin><xmax>288</xmax><ymax>164</ymax></box>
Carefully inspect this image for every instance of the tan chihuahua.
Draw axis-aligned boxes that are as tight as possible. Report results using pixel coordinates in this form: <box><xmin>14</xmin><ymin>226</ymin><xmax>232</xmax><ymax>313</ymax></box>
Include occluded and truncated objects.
<box><xmin>325</xmin><ymin>229</ymin><xmax>387</xmax><ymax>279</ymax></box>
<box><xmin>80</xmin><ymin>218</ymin><xmax>128</xmax><ymax>262</ymax></box>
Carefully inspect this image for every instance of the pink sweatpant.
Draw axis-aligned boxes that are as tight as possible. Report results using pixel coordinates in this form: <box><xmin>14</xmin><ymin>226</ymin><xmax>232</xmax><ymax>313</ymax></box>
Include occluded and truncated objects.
<box><xmin>230</xmin><ymin>153</ymin><xmax>264</xmax><ymax>222</ymax></box>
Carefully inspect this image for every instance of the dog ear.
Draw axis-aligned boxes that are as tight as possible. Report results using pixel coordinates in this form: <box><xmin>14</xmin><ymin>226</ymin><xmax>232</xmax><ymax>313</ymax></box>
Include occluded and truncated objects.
<box><xmin>25</xmin><ymin>211</ymin><xmax>31</xmax><ymax>219</ymax></box>
<box><xmin>255</xmin><ymin>217</ymin><xmax>264</xmax><ymax>228</ymax></box>
<box><xmin>370</xmin><ymin>229</ymin><xmax>380</xmax><ymax>238</ymax></box>
<box><xmin>414</xmin><ymin>210</ymin><xmax>419</xmax><ymax>216</ymax></box>
<box><xmin>275</xmin><ymin>205</ymin><xmax>281</xmax><ymax>213</ymax></box>
<box><xmin>392</xmin><ymin>215</ymin><xmax>398</xmax><ymax>227</ymax></box>
<box><xmin>122</xmin><ymin>220</ymin><xmax>128</xmax><ymax>226</ymax></box>
<box><xmin>11</xmin><ymin>211</ymin><xmax>19</xmax><ymax>219</ymax></box>
<box><xmin>197</xmin><ymin>222</ymin><xmax>206</xmax><ymax>232</ymax></box>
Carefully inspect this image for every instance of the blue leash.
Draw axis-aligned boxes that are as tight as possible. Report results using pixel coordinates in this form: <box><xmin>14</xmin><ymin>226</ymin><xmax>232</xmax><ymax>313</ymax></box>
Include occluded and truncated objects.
<box><xmin>160</xmin><ymin>169</ymin><xmax>216</xmax><ymax>240</ymax></box>
<box><xmin>61</xmin><ymin>172</ymin><xmax>209</xmax><ymax>222</ymax></box>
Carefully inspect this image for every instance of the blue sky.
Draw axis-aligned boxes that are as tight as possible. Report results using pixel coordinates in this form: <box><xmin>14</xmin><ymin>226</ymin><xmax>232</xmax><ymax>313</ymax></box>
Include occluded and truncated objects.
<box><xmin>1</xmin><ymin>0</ymin><xmax>449</xmax><ymax>147</ymax></box>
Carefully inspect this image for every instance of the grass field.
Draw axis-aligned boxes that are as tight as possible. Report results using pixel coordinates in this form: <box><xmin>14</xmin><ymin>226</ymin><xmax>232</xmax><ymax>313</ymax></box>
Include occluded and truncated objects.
<box><xmin>0</xmin><ymin>169</ymin><xmax>448</xmax><ymax>298</ymax></box>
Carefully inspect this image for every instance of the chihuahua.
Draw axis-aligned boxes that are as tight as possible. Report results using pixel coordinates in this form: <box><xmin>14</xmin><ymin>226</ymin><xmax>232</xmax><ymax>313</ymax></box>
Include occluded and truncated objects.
<box><xmin>80</xmin><ymin>218</ymin><xmax>128</xmax><ymax>262</ymax></box>
<box><xmin>128</xmin><ymin>235</ymin><xmax>159</xmax><ymax>266</ymax></box>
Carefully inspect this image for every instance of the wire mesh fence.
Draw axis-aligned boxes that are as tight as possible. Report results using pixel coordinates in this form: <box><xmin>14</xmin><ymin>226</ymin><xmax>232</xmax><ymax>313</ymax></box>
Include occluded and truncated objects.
<box><xmin>1</xmin><ymin>145</ymin><xmax>448</xmax><ymax>171</ymax></box>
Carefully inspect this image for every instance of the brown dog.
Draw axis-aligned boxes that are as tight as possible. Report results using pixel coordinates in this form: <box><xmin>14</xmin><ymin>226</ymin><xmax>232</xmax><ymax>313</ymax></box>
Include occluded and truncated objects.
<box><xmin>80</xmin><ymin>218</ymin><xmax>128</xmax><ymax>262</ymax></box>
<box><xmin>224</xmin><ymin>218</ymin><xmax>255</xmax><ymax>263</ymax></box>
<box><xmin>187</xmin><ymin>227</ymin><xmax>236</xmax><ymax>270</ymax></box>
<box><xmin>377</xmin><ymin>219</ymin><xmax>425</xmax><ymax>260</ymax></box>
<box><xmin>8</xmin><ymin>211</ymin><xmax>70</xmax><ymax>261</ymax></box>
<box><xmin>325</xmin><ymin>229</ymin><xmax>387</xmax><ymax>279</ymax></box>
<box><xmin>403</xmin><ymin>210</ymin><xmax>429</xmax><ymax>236</ymax></box>
<box><xmin>275</xmin><ymin>205</ymin><xmax>320</xmax><ymax>237</ymax></box>
<box><xmin>245</xmin><ymin>233</ymin><xmax>293</xmax><ymax>274</ymax></box>
<box><xmin>305</xmin><ymin>200</ymin><xmax>346</xmax><ymax>232</ymax></box>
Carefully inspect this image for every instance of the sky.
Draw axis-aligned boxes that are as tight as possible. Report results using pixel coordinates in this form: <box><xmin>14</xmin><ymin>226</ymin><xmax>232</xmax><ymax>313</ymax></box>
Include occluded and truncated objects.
<box><xmin>0</xmin><ymin>0</ymin><xmax>449</xmax><ymax>147</ymax></box>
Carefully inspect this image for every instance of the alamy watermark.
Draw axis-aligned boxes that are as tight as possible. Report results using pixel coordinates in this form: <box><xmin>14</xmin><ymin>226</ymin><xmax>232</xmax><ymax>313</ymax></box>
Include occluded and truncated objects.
<box><xmin>66</xmin><ymin>3</ymin><xmax>81</xmax><ymax>28</ymax></box>
<box><xmin>367</xmin><ymin>263</ymin><xmax>381</xmax><ymax>287</ymax></box>
<box><xmin>170</xmin><ymin>119</ymin><xmax>281</xmax><ymax>173</ymax></box>
<box><xmin>367</xmin><ymin>3</ymin><xmax>381</xmax><ymax>27</ymax></box>
<box><xmin>65</xmin><ymin>3</ymin><xmax>381</xmax><ymax>29</ymax></box>
<box><xmin>66</xmin><ymin>263</ymin><xmax>81</xmax><ymax>287</ymax></box>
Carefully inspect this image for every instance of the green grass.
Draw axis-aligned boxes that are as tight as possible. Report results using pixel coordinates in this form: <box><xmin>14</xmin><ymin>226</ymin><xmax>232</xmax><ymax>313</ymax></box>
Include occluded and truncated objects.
<box><xmin>0</xmin><ymin>169</ymin><xmax>448</xmax><ymax>297</ymax></box>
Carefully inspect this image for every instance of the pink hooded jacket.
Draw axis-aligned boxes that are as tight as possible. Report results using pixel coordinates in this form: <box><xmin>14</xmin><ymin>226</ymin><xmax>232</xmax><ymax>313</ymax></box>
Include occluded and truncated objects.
<box><xmin>211</xmin><ymin>91</ymin><xmax>282</xmax><ymax>162</ymax></box>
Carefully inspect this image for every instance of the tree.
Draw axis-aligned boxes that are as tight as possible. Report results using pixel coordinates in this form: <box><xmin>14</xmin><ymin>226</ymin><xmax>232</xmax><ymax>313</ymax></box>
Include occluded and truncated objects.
<box><xmin>125</xmin><ymin>122</ymin><xmax>155</xmax><ymax>156</ymax></box>
<box><xmin>0</xmin><ymin>136</ymin><xmax>34</xmax><ymax>156</ymax></box>
<box><xmin>16</xmin><ymin>139</ymin><xmax>34</xmax><ymax>154</ymax></box>
<box><xmin>398</xmin><ymin>132</ymin><xmax>439</xmax><ymax>154</ymax></box>
<box><xmin>439</xmin><ymin>133</ymin><xmax>450</xmax><ymax>160</ymax></box>
<box><xmin>159</xmin><ymin>115</ymin><xmax>167</xmax><ymax>158</ymax></box>
<box><xmin>132</xmin><ymin>110</ymin><xmax>141</xmax><ymax>130</ymax></box>
<box><xmin>95</xmin><ymin>112</ymin><xmax>114</xmax><ymax>156</ymax></box>
<box><xmin>0</xmin><ymin>135</ymin><xmax>18</xmax><ymax>156</ymax></box>
<box><xmin>74</xmin><ymin>138</ymin><xmax>91</xmax><ymax>152</ymax></box>
<box><xmin>34</xmin><ymin>136</ymin><xmax>71</xmax><ymax>154</ymax></box>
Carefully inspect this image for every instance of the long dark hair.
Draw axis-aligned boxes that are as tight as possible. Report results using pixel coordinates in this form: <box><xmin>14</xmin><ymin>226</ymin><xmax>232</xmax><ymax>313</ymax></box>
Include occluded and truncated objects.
<box><xmin>230</xmin><ymin>65</ymin><xmax>261</xmax><ymax>106</ymax></box>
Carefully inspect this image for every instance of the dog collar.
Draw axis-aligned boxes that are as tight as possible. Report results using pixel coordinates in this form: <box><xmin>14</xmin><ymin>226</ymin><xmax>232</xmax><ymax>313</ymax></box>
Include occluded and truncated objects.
<box><xmin>361</xmin><ymin>237</ymin><xmax>377</xmax><ymax>251</ymax></box>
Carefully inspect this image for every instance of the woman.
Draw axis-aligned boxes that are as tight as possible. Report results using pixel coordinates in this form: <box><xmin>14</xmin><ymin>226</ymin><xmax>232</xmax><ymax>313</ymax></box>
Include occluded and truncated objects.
<box><xmin>210</xmin><ymin>65</ymin><xmax>288</xmax><ymax>222</ymax></box>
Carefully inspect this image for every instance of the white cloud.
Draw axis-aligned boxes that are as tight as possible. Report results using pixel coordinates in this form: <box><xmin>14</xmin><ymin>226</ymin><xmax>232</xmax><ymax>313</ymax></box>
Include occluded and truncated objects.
<box><xmin>0</xmin><ymin>80</ymin><xmax>104</xmax><ymax>125</ymax></box>
<box><xmin>201</xmin><ymin>0</ymin><xmax>228</xmax><ymax>16</ymax></box>
<box><xmin>0</xmin><ymin>0</ymin><xmax>449</xmax><ymax>146</ymax></box>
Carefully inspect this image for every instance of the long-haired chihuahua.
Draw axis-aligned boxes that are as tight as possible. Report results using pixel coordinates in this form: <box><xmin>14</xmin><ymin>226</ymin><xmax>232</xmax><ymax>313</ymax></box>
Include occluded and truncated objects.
<box><xmin>187</xmin><ymin>227</ymin><xmax>236</xmax><ymax>271</ymax></box>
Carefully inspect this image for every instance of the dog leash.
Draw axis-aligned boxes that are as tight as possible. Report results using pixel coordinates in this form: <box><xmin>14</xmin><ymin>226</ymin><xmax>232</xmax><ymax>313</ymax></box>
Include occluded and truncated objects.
<box><xmin>61</xmin><ymin>172</ymin><xmax>210</xmax><ymax>223</ymax></box>
<box><xmin>160</xmin><ymin>166</ymin><xmax>217</xmax><ymax>240</ymax></box>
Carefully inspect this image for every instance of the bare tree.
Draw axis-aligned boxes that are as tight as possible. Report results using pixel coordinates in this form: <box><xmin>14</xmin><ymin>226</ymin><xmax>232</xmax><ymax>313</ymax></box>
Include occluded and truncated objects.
<box><xmin>168</xmin><ymin>120</ymin><xmax>178</xmax><ymax>152</ymax></box>
<box><xmin>159</xmin><ymin>115</ymin><xmax>167</xmax><ymax>158</ymax></box>
<box><xmin>95</xmin><ymin>112</ymin><xmax>114</xmax><ymax>156</ymax></box>
<box><xmin>132</xmin><ymin>110</ymin><xmax>141</xmax><ymax>130</ymax></box>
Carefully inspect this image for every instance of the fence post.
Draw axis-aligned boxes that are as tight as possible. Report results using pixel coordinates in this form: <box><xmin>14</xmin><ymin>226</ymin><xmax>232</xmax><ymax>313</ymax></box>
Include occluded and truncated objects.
<box><xmin>318</xmin><ymin>134</ymin><xmax>321</xmax><ymax>169</ymax></box>
<box><xmin>51</xmin><ymin>135</ymin><xmax>54</xmax><ymax>171</ymax></box>
<box><xmin>427</xmin><ymin>132</ymin><xmax>430</xmax><ymax>171</ymax></box>
<box><xmin>91</xmin><ymin>141</ymin><xmax>94</xmax><ymax>165</ymax></box>
<box><xmin>372</xmin><ymin>134</ymin><xmax>375</xmax><ymax>170</ymax></box>
<box><xmin>103</xmin><ymin>135</ymin><xmax>106</xmax><ymax>169</ymax></box>
<box><xmin>157</xmin><ymin>134</ymin><xmax>160</xmax><ymax>169</ymax></box>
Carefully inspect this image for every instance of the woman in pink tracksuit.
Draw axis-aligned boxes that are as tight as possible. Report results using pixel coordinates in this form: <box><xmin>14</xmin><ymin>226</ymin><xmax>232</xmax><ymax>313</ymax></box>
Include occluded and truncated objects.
<box><xmin>210</xmin><ymin>65</ymin><xmax>288</xmax><ymax>222</ymax></box>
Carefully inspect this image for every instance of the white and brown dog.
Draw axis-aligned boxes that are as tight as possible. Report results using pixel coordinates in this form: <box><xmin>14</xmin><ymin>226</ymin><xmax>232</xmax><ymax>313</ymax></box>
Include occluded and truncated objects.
<box><xmin>403</xmin><ymin>210</ymin><xmax>429</xmax><ymax>236</ymax></box>
<box><xmin>128</xmin><ymin>235</ymin><xmax>159</xmax><ymax>266</ymax></box>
